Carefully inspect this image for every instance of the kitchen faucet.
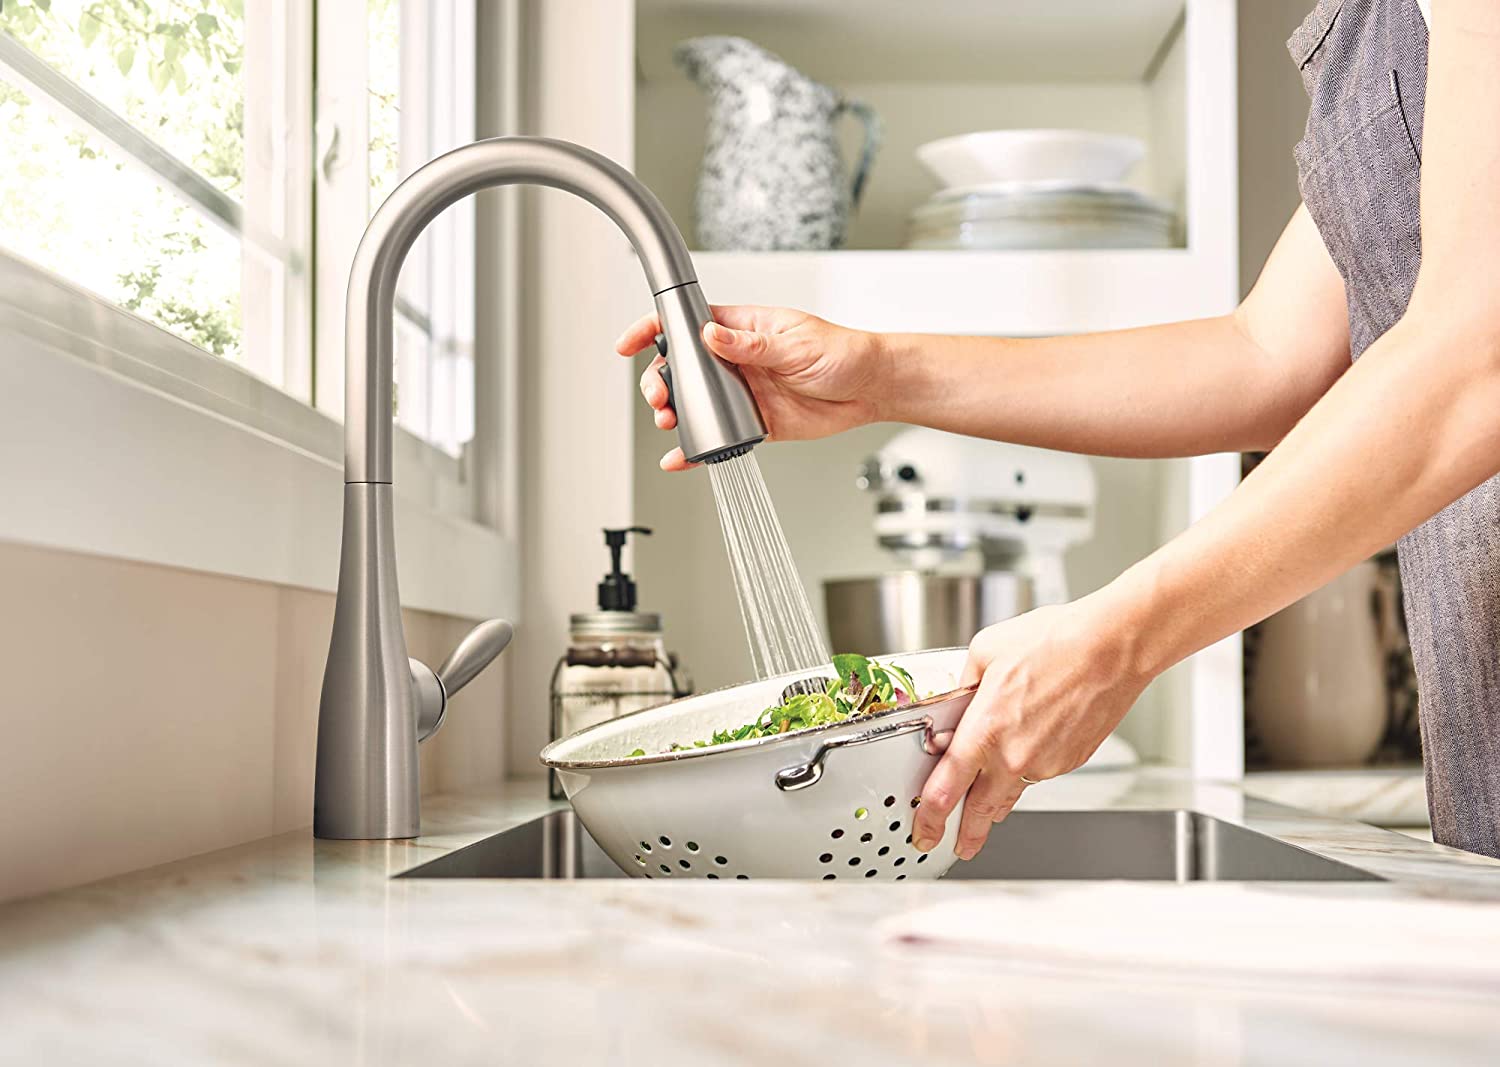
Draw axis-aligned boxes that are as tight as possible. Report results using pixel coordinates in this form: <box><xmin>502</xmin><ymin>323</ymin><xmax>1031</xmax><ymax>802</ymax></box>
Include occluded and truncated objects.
<box><xmin>315</xmin><ymin>137</ymin><xmax>766</xmax><ymax>839</ymax></box>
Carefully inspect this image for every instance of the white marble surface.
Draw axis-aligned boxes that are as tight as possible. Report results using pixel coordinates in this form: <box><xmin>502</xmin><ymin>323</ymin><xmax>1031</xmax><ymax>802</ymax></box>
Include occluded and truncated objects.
<box><xmin>1245</xmin><ymin>766</ymin><xmax>1430</xmax><ymax>827</ymax></box>
<box><xmin>3</xmin><ymin>771</ymin><xmax>1500</xmax><ymax>1065</ymax></box>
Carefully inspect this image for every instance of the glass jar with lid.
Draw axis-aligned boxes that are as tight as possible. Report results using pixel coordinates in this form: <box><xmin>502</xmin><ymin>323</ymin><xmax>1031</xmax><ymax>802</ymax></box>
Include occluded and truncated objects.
<box><xmin>549</xmin><ymin>529</ymin><xmax>689</xmax><ymax>797</ymax></box>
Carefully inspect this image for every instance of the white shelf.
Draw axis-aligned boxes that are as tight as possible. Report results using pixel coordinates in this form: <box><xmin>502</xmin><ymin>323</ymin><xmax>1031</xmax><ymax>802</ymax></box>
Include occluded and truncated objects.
<box><xmin>694</xmin><ymin>248</ymin><xmax>1234</xmax><ymax>335</ymax></box>
<box><xmin>637</xmin><ymin>0</ymin><xmax>1185</xmax><ymax>85</ymax></box>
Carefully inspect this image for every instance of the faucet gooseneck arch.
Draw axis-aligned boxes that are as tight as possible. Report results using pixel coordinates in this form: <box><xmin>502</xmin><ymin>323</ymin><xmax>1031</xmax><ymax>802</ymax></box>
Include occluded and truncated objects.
<box><xmin>316</xmin><ymin>137</ymin><xmax>766</xmax><ymax>840</ymax></box>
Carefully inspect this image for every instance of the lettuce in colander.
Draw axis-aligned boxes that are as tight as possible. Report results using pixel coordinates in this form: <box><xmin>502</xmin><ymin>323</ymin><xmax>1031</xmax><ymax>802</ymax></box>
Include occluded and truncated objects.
<box><xmin>628</xmin><ymin>654</ymin><xmax>918</xmax><ymax>756</ymax></box>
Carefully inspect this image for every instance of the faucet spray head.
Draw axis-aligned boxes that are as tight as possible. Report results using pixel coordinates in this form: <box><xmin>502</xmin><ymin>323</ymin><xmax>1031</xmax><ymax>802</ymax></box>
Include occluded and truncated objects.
<box><xmin>652</xmin><ymin>281</ymin><xmax>767</xmax><ymax>464</ymax></box>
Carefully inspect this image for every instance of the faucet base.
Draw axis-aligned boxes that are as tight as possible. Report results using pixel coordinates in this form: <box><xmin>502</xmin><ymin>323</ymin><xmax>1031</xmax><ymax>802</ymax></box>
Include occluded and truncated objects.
<box><xmin>315</xmin><ymin>482</ymin><xmax>421</xmax><ymax>840</ymax></box>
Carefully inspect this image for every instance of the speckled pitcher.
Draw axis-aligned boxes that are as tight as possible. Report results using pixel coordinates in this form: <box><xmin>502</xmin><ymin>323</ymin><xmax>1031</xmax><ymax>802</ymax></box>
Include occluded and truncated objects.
<box><xmin>674</xmin><ymin>36</ymin><xmax>881</xmax><ymax>251</ymax></box>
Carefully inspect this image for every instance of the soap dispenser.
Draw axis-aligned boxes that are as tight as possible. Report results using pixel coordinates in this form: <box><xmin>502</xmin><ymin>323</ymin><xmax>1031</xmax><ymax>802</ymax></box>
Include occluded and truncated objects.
<box><xmin>549</xmin><ymin>527</ymin><xmax>691</xmax><ymax>798</ymax></box>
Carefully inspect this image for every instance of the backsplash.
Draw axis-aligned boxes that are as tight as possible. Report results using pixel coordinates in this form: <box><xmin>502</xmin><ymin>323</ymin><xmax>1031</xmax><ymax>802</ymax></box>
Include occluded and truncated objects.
<box><xmin>0</xmin><ymin>540</ymin><xmax>508</xmax><ymax>904</ymax></box>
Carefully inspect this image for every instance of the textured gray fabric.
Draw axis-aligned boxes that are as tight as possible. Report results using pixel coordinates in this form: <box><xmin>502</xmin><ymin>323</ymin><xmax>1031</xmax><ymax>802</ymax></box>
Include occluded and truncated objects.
<box><xmin>1290</xmin><ymin>0</ymin><xmax>1500</xmax><ymax>857</ymax></box>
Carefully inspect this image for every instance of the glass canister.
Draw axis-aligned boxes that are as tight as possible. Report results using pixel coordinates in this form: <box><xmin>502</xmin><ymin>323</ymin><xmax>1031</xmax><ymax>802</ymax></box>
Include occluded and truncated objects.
<box><xmin>548</xmin><ymin>528</ymin><xmax>690</xmax><ymax>798</ymax></box>
<box><xmin>549</xmin><ymin>611</ymin><xmax>687</xmax><ymax>798</ymax></box>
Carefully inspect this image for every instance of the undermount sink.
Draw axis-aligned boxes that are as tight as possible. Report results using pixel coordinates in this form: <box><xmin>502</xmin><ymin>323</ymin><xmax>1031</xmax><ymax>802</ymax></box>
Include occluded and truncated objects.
<box><xmin>397</xmin><ymin>809</ymin><xmax>1382</xmax><ymax>882</ymax></box>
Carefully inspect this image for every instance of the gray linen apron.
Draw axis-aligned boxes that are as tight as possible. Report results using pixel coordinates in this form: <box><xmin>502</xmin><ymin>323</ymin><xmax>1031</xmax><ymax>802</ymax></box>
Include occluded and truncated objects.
<box><xmin>1291</xmin><ymin>0</ymin><xmax>1500</xmax><ymax>857</ymax></box>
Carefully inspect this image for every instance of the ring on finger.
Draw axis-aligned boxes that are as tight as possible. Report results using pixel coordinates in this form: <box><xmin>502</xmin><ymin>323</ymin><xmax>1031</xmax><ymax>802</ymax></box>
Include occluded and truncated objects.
<box><xmin>1019</xmin><ymin>775</ymin><xmax>1042</xmax><ymax>786</ymax></box>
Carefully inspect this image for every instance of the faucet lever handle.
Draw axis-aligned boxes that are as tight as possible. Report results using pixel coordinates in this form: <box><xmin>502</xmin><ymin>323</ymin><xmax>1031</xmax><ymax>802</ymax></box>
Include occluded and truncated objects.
<box><xmin>437</xmin><ymin>619</ymin><xmax>514</xmax><ymax>697</ymax></box>
<box><xmin>412</xmin><ymin>619</ymin><xmax>514</xmax><ymax>744</ymax></box>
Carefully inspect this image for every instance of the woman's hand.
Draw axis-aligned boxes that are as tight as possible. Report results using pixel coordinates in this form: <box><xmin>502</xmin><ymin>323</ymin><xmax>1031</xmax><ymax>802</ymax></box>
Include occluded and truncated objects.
<box><xmin>911</xmin><ymin>595</ymin><xmax>1151</xmax><ymax>861</ymax></box>
<box><xmin>615</xmin><ymin>305</ymin><xmax>888</xmax><ymax>470</ymax></box>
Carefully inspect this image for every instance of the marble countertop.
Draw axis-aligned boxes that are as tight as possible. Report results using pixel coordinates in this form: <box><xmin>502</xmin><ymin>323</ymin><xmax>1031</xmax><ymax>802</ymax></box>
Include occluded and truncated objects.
<box><xmin>1244</xmin><ymin>766</ymin><xmax>1430</xmax><ymax>827</ymax></box>
<box><xmin>4</xmin><ymin>770</ymin><xmax>1500</xmax><ymax>1066</ymax></box>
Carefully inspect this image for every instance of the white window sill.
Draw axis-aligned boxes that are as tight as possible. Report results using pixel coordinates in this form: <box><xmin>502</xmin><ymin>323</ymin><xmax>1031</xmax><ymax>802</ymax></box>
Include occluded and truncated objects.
<box><xmin>0</xmin><ymin>251</ymin><xmax>517</xmax><ymax>621</ymax></box>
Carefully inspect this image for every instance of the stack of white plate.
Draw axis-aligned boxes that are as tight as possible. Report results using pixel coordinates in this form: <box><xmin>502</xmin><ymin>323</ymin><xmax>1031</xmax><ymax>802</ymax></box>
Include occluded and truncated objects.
<box><xmin>907</xmin><ymin>130</ymin><xmax>1175</xmax><ymax>251</ymax></box>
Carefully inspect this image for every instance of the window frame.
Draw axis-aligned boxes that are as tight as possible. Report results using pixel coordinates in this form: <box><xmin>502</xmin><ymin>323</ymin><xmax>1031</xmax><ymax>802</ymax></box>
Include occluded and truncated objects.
<box><xmin>0</xmin><ymin>1</ymin><xmax>518</xmax><ymax>619</ymax></box>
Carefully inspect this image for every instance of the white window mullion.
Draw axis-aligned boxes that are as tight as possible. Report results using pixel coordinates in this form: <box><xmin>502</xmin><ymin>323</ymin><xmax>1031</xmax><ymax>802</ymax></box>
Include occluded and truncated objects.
<box><xmin>395</xmin><ymin>0</ymin><xmax>433</xmax><ymax>446</ymax></box>
<box><xmin>311</xmin><ymin>0</ymin><xmax>480</xmax><ymax>501</ymax></box>
<box><xmin>406</xmin><ymin>0</ymin><xmax>477</xmax><ymax>460</ymax></box>
<box><xmin>242</xmin><ymin>0</ymin><xmax>313</xmax><ymax>396</ymax></box>
<box><xmin>312</xmin><ymin>0</ymin><xmax>371</xmax><ymax>421</ymax></box>
<box><xmin>434</xmin><ymin>0</ymin><xmax>477</xmax><ymax>456</ymax></box>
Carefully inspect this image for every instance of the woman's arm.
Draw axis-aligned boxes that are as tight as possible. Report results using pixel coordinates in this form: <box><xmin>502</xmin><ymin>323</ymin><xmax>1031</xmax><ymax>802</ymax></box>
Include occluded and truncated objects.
<box><xmin>913</xmin><ymin>0</ymin><xmax>1500</xmax><ymax>860</ymax></box>
<box><xmin>882</xmin><ymin>204</ymin><xmax>1350</xmax><ymax>457</ymax></box>
<box><xmin>618</xmin><ymin>206</ymin><xmax>1350</xmax><ymax>467</ymax></box>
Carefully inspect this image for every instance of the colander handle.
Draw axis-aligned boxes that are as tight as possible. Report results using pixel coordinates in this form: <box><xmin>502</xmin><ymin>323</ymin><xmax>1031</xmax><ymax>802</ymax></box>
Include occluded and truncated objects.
<box><xmin>775</xmin><ymin>715</ymin><xmax>936</xmax><ymax>792</ymax></box>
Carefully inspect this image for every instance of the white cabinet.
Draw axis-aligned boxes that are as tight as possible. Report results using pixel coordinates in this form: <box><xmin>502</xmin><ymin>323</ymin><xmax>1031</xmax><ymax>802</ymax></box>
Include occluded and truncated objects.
<box><xmin>518</xmin><ymin>0</ymin><xmax>1246</xmax><ymax>778</ymax></box>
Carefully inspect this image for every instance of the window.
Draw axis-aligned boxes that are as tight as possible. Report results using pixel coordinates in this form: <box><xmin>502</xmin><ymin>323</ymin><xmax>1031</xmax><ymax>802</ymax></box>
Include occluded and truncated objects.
<box><xmin>0</xmin><ymin>0</ymin><xmax>476</xmax><ymax>459</ymax></box>
<box><xmin>366</xmin><ymin>0</ymin><xmax>477</xmax><ymax>459</ymax></box>
<box><xmin>313</xmin><ymin>0</ymin><xmax>477</xmax><ymax>461</ymax></box>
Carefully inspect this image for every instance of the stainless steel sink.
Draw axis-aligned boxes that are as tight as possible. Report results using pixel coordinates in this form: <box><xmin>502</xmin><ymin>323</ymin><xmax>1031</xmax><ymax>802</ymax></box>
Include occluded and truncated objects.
<box><xmin>397</xmin><ymin>809</ymin><xmax>1381</xmax><ymax>882</ymax></box>
<box><xmin>955</xmin><ymin>809</ymin><xmax>1381</xmax><ymax>881</ymax></box>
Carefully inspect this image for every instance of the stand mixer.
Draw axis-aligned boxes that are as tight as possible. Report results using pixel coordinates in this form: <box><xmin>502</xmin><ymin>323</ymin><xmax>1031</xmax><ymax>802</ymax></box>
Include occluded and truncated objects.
<box><xmin>824</xmin><ymin>427</ymin><xmax>1097</xmax><ymax>655</ymax></box>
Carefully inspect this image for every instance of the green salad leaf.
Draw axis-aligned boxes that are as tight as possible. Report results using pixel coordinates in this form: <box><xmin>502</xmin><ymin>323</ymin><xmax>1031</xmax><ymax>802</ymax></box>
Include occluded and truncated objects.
<box><xmin>832</xmin><ymin>652</ymin><xmax>872</xmax><ymax>687</ymax></box>
<box><xmin>625</xmin><ymin>654</ymin><xmax>921</xmax><ymax>757</ymax></box>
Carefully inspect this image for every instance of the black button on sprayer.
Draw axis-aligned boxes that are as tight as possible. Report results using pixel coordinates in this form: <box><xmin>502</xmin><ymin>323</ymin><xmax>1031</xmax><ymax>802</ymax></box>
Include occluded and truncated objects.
<box><xmin>598</xmin><ymin>526</ymin><xmax>652</xmax><ymax>611</ymax></box>
<box><xmin>653</xmin><ymin>333</ymin><xmax>676</xmax><ymax>411</ymax></box>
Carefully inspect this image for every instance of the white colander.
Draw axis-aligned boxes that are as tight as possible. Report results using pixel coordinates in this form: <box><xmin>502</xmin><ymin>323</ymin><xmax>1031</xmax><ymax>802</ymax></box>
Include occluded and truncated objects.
<box><xmin>539</xmin><ymin>647</ymin><xmax>975</xmax><ymax>881</ymax></box>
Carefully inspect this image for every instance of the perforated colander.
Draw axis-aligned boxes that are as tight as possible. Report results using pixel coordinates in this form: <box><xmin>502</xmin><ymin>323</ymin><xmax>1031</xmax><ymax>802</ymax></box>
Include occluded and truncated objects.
<box><xmin>539</xmin><ymin>647</ymin><xmax>974</xmax><ymax>881</ymax></box>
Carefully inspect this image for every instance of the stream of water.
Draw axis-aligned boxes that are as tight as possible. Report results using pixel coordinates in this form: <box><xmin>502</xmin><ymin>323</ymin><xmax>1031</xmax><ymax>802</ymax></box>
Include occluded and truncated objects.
<box><xmin>706</xmin><ymin>451</ymin><xmax>830</xmax><ymax>681</ymax></box>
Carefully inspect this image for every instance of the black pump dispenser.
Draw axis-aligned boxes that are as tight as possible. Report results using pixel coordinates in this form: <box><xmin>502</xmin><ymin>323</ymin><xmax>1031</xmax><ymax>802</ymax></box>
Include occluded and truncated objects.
<box><xmin>598</xmin><ymin>527</ymin><xmax>651</xmax><ymax>611</ymax></box>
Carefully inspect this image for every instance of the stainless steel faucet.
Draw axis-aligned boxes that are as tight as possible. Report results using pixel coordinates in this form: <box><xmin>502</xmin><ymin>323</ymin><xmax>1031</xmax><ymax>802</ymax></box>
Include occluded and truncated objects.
<box><xmin>315</xmin><ymin>137</ymin><xmax>766</xmax><ymax>839</ymax></box>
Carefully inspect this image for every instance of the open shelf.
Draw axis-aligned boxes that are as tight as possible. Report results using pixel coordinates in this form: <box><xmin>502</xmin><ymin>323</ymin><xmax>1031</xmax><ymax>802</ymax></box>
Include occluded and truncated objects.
<box><xmin>635</xmin><ymin>0</ymin><xmax>1203</xmax><ymax>254</ymax></box>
